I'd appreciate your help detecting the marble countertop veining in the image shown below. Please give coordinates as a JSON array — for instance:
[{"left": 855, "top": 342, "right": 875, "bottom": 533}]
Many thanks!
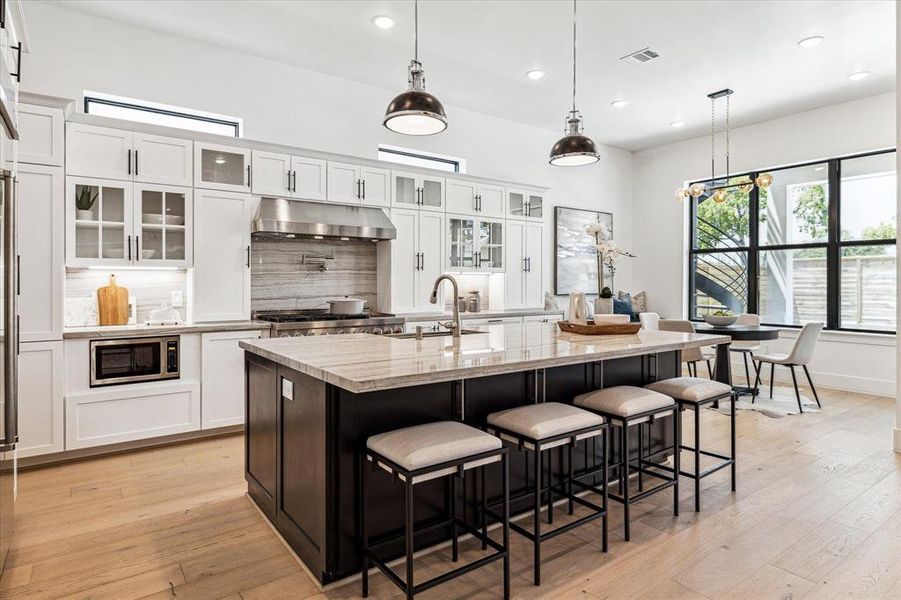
[
  {"left": 239, "top": 322, "right": 730, "bottom": 393},
  {"left": 63, "top": 321, "right": 271, "bottom": 339}
]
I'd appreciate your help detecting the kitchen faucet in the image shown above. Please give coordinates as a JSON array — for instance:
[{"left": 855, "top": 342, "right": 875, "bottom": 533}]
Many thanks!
[{"left": 429, "top": 274, "right": 461, "bottom": 338}]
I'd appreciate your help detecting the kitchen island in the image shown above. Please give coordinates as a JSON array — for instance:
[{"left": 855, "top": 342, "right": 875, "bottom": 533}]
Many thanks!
[{"left": 240, "top": 322, "right": 730, "bottom": 584}]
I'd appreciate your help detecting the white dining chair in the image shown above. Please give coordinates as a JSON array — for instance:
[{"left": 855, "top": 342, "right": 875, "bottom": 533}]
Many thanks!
[
  {"left": 729, "top": 313, "right": 761, "bottom": 387},
  {"left": 658, "top": 319, "right": 715, "bottom": 378},
  {"left": 752, "top": 322, "right": 824, "bottom": 413},
  {"left": 639, "top": 312, "right": 660, "bottom": 331}
]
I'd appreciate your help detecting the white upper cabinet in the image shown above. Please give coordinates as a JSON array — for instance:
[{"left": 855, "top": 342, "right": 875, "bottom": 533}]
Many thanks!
[
  {"left": 133, "top": 133, "right": 193, "bottom": 186},
  {"left": 291, "top": 155, "right": 327, "bottom": 200},
  {"left": 391, "top": 170, "right": 445, "bottom": 212},
  {"left": 134, "top": 184, "right": 193, "bottom": 267},
  {"left": 446, "top": 214, "right": 505, "bottom": 273},
  {"left": 508, "top": 189, "right": 545, "bottom": 221},
  {"left": 194, "top": 142, "right": 251, "bottom": 193},
  {"left": 388, "top": 208, "right": 445, "bottom": 313},
  {"left": 326, "top": 161, "right": 361, "bottom": 203},
  {"left": 251, "top": 150, "right": 293, "bottom": 197},
  {"left": 18, "top": 104, "right": 64, "bottom": 166},
  {"left": 360, "top": 166, "right": 390, "bottom": 207},
  {"left": 66, "top": 123, "right": 132, "bottom": 180},
  {"left": 193, "top": 189, "right": 252, "bottom": 322},
  {"left": 66, "top": 123, "right": 193, "bottom": 185},
  {"left": 19, "top": 164, "right": 64, "bottom": 341},
  {"left": 446, "top": 178, "right": 505, "bottom": 218}
]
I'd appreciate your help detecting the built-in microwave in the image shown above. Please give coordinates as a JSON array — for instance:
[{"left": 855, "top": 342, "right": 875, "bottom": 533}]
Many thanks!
[{"left": 89, "top": 336, "right": 180, "bottom": 388}]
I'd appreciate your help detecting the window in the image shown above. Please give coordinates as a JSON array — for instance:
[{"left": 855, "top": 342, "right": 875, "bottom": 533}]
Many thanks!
[
  {"left": 377, "top": 144, "right": 465, "bottom": 173},
  {"left": 84, "top": 91, "right": 242, "bottom": 137},
  {"left": 688, "top": 149, "right": 896, "bottom": 333}
]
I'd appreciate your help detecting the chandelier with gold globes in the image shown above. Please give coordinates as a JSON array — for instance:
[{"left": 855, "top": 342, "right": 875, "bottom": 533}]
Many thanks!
[{"left": 675, "top": 89, "right": 773, "bottom": 203}]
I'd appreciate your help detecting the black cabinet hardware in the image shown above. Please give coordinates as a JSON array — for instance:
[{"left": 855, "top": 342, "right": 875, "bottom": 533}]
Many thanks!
[
  {"left": 134, "top": 150, "right": 138, "bottom": 175},
  {"left": 287, "top": 170, "right": 292, "bottom": 191},
  {"left": 16, "top": 254, "right": 19, "bottom": 294},
  {"left": 127, "top": 149, "right": 132, "bottom": 175},
  {"left": 292, "top": 170, "right": 297, "bottom": 192},
  {"left": 127, "top": 235, "right": 132, "bottom": 261},
  {"left": 247, "top": 165, "right": 252, "bottom": 187},
  {"left": 362, "top": 179, "right": 366, "bottom": 200},
  {"left": 246, "top": 245, "right": 251, "bottom": 268},
  {"left": 135, "top": 235, "right": 140, "bottom": 261},
  {"left": 10, "top": 41, "right": 21, "bottom": 82}
]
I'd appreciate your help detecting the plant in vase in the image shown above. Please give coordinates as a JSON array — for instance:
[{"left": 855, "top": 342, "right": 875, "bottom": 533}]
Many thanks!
[
  {"left": 586, "top": 222, "right": 635, "bottom": 313},
  {"left": 75, "top": 186, "right": 99, "bottom": 221}
]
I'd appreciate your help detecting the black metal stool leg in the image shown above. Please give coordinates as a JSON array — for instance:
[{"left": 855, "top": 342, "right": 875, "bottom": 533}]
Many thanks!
[
  {"left": 502, "top": 454, "right": 510, "bottom": 600},
  {"left": 694, "top": 407, "right": 701, "bottom": 512},
  {"left": 706, "top": 359, "right": 713, "bottom": 379},
  {"left": 450, "top": 475, "right": 459, "bottom": 562},
  {"left": 481, "top": 463, "right": 488, "bottom": 550},
  {"left": 547, "top": 450, "right": 554, "bottom": 525},
  {"left": 638, "top": 421, "right": 645, "bottom": 492},
  {"left": 752, "top": 359, "right": 762, "bottom": 400},
  {"left": 360, "top": 455, "right": 369, "bottom": 598},
  {"left": 673, "top": 406, "right": 680, "bottom": 516},
  {"left": 622, "top": 423, "right": 631, "bottom": 541},
  {"left": 567, "top": 442, "right": 575, "bottom": 516},
  {"left": 533, "top": 445, "right": 542, "bottom": 586},
  {"left": 769, "top": 363, "right": 775, "bottom": 398},
  {"left": 803, "top": 365, "right": 821, "bottom": 407},
  {"left": 602, "top": 428, "right": 609, "bottom": 552},
  {"left": 742, "top": 352, "right": 751, "bottom": 386},
  {"left": 790, "top": 365, "right": 804, "bottom": 413},
  {"left": 405, "top": 480, "right": 414, "bottom": 600},
  {"left": 730, "top": 393, "right": 737, "bottom": 492}
]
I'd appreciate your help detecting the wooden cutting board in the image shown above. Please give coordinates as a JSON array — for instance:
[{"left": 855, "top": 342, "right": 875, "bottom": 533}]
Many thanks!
[{"left": 97, "top": 274, "right": 129, "bottom": 326}]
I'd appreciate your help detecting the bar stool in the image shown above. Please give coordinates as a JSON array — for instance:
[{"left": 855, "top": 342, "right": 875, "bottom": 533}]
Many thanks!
[
  {"left": 361, "top": 421, "right": 510, "bottom": 599},
  {"left": 484, "top": 402, "right": 608, "bottom": 586},
  {"left": 645, "top": 377, "right": 736, "bottom": 512},
  {"left": 573, "top": 386, "right": 679, "bottom": 542}
]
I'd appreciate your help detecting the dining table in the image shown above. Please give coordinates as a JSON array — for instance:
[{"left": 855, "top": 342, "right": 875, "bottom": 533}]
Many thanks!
[{"left": 692, "top": 323, "right": 781, "bottom": 396}]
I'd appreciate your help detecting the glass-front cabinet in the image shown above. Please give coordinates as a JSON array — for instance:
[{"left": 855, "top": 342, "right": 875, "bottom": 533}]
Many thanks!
[
  {"left": 66, "top": 177, "right": 193, "bottom": 267},
  {"left": 446, "top": 215, "right": 504, "bottom": 272},
  {"left": 507, "top": 188, "right": 544, "bottom": 220},
  {"left": 194, "top": 142, "right": 251, "bottom": 192},
  {"left": 391, "top": 170, "right": 445, "bottom": 212}
]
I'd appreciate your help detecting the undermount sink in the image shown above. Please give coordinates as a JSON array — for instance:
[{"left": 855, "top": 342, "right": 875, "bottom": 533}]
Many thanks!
[{"left": 387, "top": 329, "right": 483, "bottom": 339}]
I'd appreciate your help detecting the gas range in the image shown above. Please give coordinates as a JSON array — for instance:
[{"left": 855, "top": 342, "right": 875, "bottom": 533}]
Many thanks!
[{"left": 253, "top": 309, "right": 406, "bottom": 337}]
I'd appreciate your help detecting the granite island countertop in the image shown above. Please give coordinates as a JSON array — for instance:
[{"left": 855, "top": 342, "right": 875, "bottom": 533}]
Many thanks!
[
  {"left": 239, "top": 321, "right": 730, "bottom": 393},
  {"left": 64, "top": 320, "right": 270, "bottom": 339}
]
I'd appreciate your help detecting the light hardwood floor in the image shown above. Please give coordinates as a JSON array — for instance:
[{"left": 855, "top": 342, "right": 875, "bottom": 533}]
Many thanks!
[{"left": 2, "top": 383, "right": 900, "bottom": 600}]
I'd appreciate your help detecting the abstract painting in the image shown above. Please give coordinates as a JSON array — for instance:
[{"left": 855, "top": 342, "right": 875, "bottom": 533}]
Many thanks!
[{"left": 554, "top": 206, "right": 613, "bottom": 295}]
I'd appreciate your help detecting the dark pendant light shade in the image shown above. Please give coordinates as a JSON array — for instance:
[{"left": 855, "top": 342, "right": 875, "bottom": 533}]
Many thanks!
[
  {"left": 384, "top": 61, "right": 448, "bottom": 136},
  {"left": 383, "top": 0, "right": 447, "bottom": 136},
  {"left": 550, "top": 0, "right": 600, "bottom": 167},
  {"left": 549, "top": 110, "right": 600, "bottom": 166}
]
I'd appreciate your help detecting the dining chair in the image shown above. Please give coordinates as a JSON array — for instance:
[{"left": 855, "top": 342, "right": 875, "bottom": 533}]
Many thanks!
[
  {"left": 752, "top": 322, "right": 824, "bottom": 413},
  {"left": 639, "top": 312, "right": 660, "bottom": 330},
  {"left": 658, "top": 320, "right": 715, "bottom": 378},
  {"left": 729, "top": 314, "right": 761, "bottom": 388}
]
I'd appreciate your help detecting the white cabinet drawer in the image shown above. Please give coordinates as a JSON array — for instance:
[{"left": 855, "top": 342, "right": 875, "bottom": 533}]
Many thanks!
[{"left": 65, "top": 381, "right": 201, "bottom": 450}]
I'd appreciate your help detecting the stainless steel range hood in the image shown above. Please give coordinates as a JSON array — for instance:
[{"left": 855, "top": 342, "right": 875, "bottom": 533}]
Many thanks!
[{"left": 251, "top": 197, "right": 396, "bottom": 241}]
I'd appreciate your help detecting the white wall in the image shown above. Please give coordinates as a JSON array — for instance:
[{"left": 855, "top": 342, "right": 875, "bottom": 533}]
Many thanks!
[
  {"left": 632, "top": 92, "right": 897, "bottom": 397},
  {"left": 21, "top": 1, "right": 633, "bottom": 302}
]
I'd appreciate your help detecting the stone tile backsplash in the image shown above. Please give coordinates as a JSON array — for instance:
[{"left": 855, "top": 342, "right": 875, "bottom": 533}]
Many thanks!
[{"left": 65, "top": 268, "right": 189, "bottom": 326}]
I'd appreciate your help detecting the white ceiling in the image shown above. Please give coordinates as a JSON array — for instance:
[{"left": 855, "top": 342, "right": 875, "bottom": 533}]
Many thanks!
[{"left": 44, "top": 0, "right": 895, "bottom": 151}]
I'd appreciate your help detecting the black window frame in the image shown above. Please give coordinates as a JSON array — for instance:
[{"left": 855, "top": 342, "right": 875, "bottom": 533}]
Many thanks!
[
  {"left": 84, "top": 95, "right": 242, "bottom": 138},
  {"left": 688, "top": 148, "right": 897, "bottom": 334},
  {"left": 377, "top": 145, "right": 462, "bottom": 173}
]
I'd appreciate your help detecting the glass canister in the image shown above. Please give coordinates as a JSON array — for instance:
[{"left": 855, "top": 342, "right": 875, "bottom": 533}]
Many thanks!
[
  {"left": 457, "top": 297, "right": 467, "bottom": 312},
  {"left": 467, "top": 290, "right": 482, "bottom": 313}
]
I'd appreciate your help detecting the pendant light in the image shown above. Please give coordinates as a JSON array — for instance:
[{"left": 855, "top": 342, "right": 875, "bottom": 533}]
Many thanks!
[
  {"left": 549, "top": 0, "right": 600, "bottom": 166},
  {"left": 383, "top": 0, "right": 447, "bottom": 136},
  {"left": 675, "top": 90, "right": 772, "bottom": 201}
]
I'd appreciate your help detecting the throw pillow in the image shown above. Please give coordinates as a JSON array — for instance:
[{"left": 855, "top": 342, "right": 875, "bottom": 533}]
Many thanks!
[
  {"left": 613, "top": 297, "right": 633, "bottom": 316},
  {"left": 632, "top": 291, "right": 647, "bottom": 314}
]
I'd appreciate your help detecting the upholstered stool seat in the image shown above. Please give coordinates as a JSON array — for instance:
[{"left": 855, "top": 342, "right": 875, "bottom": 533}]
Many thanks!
[
  {"left": 484, "top": 402, "right": 608, "bottom": 586},
  {"left": 361, "top": 421, "right": 510, "bottom": 599},
  {"left": 644, "top": 377, "right": 737, "bottom": 512},
  {"left": 368, "top": 421, "right": 502, "bottom": 473},
  {"left": 487, "top": 402, "right": 604, "bottom": 448},
  {"left": 571, "top": 385, "right": 680, "bottom": 542},
  {"left": 646, "top": 377, "right": 731, "bottom": 403},
  {"left": 575, "top": 386, "right": 673, "bottom": 417}
]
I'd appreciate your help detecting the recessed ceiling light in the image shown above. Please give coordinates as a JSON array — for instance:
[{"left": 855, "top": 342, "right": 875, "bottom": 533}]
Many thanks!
[
  {"left": 526, "top": 69, "right": 545, "bottom": 80},
  {"left": 371, "top": 15, "right": 396, "bottom": 29},
  {"left": 797, "top": 36, "right": 824, "bottom": 48},
  {"left": 610, "top": 99, "right": 629, "bottom": 109},
  {"left": 848, "top": 70, "right": 870, "bottom": 81},
  {"left": 670, "top": 121, "right": 686, "bottom": 129}
]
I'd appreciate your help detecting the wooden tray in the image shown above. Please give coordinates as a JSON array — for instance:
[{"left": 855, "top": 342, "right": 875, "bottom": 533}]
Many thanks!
[{"left": 557, "top": 320, "right": 642, "bottom": 335}]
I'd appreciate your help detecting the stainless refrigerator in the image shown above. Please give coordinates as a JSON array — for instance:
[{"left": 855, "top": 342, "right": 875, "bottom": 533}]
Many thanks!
[{"left": 0, "top": 169, "right": 18, "bottom": 583}]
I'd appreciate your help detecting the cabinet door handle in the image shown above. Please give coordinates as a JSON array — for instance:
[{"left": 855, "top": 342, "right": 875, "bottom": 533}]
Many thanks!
[
  {"left": 525, "top": 202, "right": 530, "bottom": 217},
  {"left": 246, "top": 165, "right": 252, "bottom": 188},
  {"left": 362, "top": 179, "right": 366, "bottom": 200},
  {"left": 287, "top": 170, "right": 292, "bottom": 191},
  {"left": 127, "top": 235, "right": 132, "bottom": 261},
  {"left": 292, "top": 170, "right": 297, "bottom": 192},
  {"left": 10, "top": 41, "right": 21, "bottom": 82},
  {"left": 134, "top": 150, "right": 139, "bottom": 176},
  {"left": 135, "top": 235, "right": 140, "bottom": 261},
  {"left": 246, "top": 245, "right": 251, "bottom": 268},
  {"left": 127, "top": 149, "right": 132, "bottom": 175},
  {"left": 416, "top": 188, "right": 422, "bottom": 205},
  {"left": 16, "top": 254, "right": 20, "bottom": 295}
]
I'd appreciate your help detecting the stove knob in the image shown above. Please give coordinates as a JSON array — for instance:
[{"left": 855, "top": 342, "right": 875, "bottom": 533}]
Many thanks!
[
  {"left": 281, "top": 333, "right": 292, "bottom": 338},
  {"left": 372, "top": 328, "right": 383, "bottom": 335},
  {"left": 394, "top": 326, "right": 404, "bottom": 333}
]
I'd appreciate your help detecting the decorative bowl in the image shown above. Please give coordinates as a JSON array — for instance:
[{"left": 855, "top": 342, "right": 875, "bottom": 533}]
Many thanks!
[{"left": 703, "top": 315, "right": 738, "bottom": 327}]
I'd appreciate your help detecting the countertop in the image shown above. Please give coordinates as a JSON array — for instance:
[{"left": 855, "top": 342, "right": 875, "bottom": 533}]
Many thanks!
[
  {"left": 63, "top": 321, "right": 270, "bottom": 339},
  {"left": 400, "top": 308, "right": 564, "bottom": 323},
  {"left": 239, "top": 321, "right": 730, "bottom": 393}
]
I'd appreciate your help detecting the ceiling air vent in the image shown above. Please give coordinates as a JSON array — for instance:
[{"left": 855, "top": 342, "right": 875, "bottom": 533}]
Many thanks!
[{"left": 620, "top": 47, "right": 660, "bottom": 65}]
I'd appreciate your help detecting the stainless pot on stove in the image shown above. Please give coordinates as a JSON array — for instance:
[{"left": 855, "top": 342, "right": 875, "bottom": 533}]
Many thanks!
[{"left": 326, "top": 297, "right": 366, "bottom": 315}]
